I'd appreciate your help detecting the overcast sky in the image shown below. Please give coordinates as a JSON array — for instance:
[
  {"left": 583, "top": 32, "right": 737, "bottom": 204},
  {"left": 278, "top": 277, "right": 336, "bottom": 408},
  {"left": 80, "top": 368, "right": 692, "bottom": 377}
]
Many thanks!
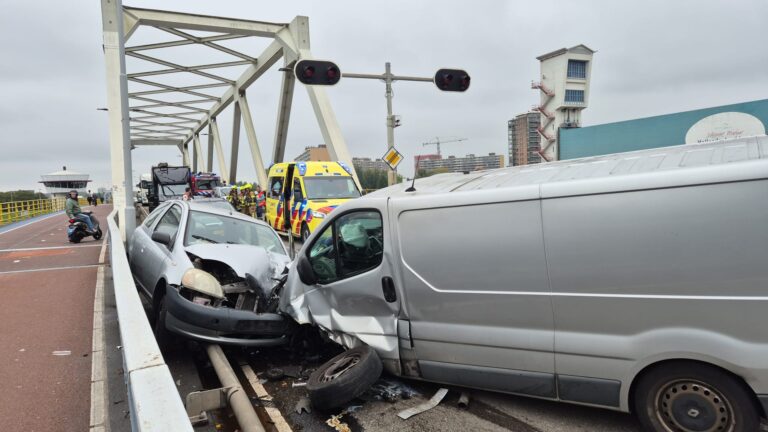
[{"left": 1, "top": 0, "right": 767, "bottom": 192}]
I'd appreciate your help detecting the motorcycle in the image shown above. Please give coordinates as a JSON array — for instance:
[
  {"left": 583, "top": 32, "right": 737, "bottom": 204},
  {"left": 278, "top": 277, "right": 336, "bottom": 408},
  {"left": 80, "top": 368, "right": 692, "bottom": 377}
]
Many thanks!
[{"left": 67, "top": 212, "right": 102, "bottom": 243}]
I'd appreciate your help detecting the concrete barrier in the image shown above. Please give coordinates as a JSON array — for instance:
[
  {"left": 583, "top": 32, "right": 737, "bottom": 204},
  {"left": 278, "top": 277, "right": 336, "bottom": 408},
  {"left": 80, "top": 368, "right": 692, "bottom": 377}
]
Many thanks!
[{"left": 107, "top": 208, "right": 193, "bottom": 432}]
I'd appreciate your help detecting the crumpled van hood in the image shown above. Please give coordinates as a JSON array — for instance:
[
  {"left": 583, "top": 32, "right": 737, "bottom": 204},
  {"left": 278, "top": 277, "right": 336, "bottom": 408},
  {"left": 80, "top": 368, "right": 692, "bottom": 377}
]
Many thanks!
[{"left": 185, "top": 244, "right": 290, "bottom": 283}]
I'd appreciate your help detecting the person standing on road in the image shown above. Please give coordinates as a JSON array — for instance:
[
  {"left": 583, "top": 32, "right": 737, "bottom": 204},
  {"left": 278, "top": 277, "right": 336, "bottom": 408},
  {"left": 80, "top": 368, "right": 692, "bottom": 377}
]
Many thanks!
[
  {"left": 86, "top": 190, "right": 93, "bottom": 206},
  {"left": 66, "top": 190, "right": 95, "bottom": 233},
  {"left": 227, "top": 188, "right": 240, "bottom": 209},
  {"left": 182, "top": 187, "right": 192, "bottom": 201},
  {"left": 255, "top": 185, "right": 266, "bottom": 220}
]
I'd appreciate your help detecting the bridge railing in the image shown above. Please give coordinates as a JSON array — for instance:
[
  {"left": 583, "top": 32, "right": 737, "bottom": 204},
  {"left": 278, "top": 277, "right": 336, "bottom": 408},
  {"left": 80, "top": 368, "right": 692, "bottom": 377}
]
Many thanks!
[
  {"left": 0, "top": 197, "right": 69, "bottom": 225},
  {"left": 106, "top": 208, "right": 193, "bottom": 432}
]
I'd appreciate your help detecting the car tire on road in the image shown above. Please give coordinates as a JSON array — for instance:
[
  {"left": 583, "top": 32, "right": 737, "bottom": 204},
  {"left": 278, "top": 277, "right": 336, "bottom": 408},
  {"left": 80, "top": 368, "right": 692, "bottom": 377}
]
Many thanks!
[
  {"left": 154, "top": 296, "right": 176, "bottom": 352},
  {"left": 633, "top": 362, "right": 760, "bottom": 432},
  {"left": 307, "top": 345, "right": 382, "bottom": 410}
]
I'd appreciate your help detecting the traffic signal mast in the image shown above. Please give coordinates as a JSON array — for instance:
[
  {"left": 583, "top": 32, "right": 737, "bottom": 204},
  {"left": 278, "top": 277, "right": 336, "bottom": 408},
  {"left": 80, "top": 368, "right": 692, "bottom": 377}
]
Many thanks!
[{"left": 294, "top": 60, "right": 471, "bottom": 185}]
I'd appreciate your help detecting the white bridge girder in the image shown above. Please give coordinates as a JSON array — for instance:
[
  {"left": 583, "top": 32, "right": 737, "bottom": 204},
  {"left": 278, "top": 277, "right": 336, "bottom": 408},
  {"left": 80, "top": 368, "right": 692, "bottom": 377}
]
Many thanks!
[{"left": 101, "top": 2, "right": 360, "bottom": 238}]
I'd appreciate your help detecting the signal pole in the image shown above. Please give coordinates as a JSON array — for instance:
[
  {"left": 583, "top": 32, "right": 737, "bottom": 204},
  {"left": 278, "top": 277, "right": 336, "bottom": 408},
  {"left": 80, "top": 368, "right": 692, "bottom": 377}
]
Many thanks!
[{"left": 295, "top": 61, "right": 470, "bottom": 186}]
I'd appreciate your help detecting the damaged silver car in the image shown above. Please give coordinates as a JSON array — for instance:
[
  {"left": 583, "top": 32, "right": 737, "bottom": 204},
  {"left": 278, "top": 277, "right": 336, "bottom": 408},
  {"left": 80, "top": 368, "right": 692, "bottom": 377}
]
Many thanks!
[{"left": 128, "top": 199, "right": 293, "bottom": 347}]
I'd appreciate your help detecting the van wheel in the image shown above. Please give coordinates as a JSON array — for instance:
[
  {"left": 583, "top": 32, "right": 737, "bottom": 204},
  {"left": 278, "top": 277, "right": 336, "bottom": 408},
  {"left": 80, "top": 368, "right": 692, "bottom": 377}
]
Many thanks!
[
  {"left": 301, "top": 223, "right": 311, "bottom": 243},
  {"left": 306, "top": 345, "right": 382, "bottom": 410},
  {"left": 633, "top": 362, "right": 760, "bottom": 432}
]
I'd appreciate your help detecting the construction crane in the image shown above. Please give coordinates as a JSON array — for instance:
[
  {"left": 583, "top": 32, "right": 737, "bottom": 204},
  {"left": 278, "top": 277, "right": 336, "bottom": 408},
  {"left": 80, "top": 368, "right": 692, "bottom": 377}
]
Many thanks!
[{"left": 422, "top": 137, "right": 467, "bottom": 156}]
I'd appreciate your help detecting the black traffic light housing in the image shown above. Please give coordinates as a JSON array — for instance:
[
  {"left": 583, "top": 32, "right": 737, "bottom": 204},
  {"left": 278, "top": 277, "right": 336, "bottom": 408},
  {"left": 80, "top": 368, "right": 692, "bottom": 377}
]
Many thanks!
[
  {"left": 294, "top": 60, "right": 341, "bottom": 85},
  {"left": 434, "top": 68, "right": 471, "bottom": 92}
]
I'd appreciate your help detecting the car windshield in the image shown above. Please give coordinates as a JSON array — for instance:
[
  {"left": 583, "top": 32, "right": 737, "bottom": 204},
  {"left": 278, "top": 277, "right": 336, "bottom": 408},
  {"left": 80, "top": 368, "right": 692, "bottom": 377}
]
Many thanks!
[
  {"left": 303, "top": 177, "right": 360, "bottom": 200},
  {"left": 185, "top": 211, "right": 285, "bottom": 255}
]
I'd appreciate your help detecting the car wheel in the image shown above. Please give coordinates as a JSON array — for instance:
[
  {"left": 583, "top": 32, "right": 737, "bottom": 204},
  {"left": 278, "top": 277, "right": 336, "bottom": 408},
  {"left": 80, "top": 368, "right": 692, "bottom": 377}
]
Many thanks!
[
  {"left": 301, "top": 223, "right": 311, "bottom": 243},
  {"left": 633, "top": 362, "right": 760, "bottom": 432},
  {"left": 306, "top": 345, "right": 382, "bottom": 410},
  {"left": 154, "top": 296, "right": 176, "bottom": 352}
]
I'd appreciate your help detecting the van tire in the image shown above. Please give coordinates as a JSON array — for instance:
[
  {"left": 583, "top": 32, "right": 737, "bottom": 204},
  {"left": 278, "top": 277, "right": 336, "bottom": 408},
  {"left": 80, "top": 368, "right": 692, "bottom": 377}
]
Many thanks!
[
  {"left": 300, "top": 223, "right": 311, "bottom": 243},
  {"left": 633, "top": 362, "right": 760, "bottom": 432},
  {"left": 306, "top": 345, "right": 382, "bottom": 410}
]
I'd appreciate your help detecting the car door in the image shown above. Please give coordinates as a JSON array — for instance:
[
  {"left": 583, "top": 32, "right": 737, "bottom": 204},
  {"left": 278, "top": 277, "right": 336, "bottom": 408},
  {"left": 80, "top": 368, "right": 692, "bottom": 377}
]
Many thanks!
[
  {"left": 130, "top": 204, "right": 169, "bottom": 291},
  {"left": 144, "top": 204, "right": 183, "bottom": 295},
  {"left": 303, "top": 208, "right": 401, "bottom": 361}
]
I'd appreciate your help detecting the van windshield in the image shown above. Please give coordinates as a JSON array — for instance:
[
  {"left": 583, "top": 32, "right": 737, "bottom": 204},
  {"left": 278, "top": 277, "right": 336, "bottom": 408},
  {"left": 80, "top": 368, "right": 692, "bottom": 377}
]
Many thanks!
[{"left": 303, "top": 177, "right": 360, "bottom": 200}]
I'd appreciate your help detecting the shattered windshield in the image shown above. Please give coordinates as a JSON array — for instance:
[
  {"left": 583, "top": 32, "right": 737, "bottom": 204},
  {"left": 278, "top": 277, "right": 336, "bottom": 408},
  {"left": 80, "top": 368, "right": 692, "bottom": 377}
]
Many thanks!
[{"left": 185, "top": 211, "right": 286, "bottom": 255}]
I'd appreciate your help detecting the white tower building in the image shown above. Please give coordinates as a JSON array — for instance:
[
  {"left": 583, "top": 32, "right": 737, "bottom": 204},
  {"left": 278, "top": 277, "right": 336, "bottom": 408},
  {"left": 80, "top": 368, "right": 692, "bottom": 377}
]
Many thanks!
[{"left": 532, "top": 45, "right": 595, "bottom": 162}]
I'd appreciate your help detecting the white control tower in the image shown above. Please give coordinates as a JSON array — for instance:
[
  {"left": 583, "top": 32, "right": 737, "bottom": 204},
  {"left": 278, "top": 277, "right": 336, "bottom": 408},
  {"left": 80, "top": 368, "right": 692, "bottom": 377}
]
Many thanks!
[{"left": 532, "top": 45, "right": 595, "bottom": 162}]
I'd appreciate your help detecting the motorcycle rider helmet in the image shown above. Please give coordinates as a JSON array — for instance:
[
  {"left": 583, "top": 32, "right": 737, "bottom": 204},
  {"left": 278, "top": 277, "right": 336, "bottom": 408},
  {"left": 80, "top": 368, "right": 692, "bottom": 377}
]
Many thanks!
[{"left": 69, "top": 189, "right": 78, "bottom": 198}]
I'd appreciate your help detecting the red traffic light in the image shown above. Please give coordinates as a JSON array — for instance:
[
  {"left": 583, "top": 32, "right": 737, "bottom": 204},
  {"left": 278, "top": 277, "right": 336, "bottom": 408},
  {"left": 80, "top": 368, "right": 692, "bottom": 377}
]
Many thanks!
[
  {"left": 434, "top": 68, "right": 470, "bottom": 92},
  {"left": 294, "top": 60, "right": 341, "bottom": 85}
]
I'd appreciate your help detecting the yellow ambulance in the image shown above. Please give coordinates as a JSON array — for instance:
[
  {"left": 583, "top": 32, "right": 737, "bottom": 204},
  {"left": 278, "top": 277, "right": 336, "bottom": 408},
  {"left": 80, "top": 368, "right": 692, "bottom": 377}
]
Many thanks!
[{"left": 265, "top": 161, "right": 361, "bottom": 241}]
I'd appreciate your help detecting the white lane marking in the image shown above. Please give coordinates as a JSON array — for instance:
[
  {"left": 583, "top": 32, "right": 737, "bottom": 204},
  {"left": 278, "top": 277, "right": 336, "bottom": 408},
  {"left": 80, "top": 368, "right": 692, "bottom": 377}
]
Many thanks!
[
  {"left": 52, "top": 350, "right": 72, "bottom": 356},
  {"left": 0, "top": 244, "right": 102, "bottom": 253},
  {"left": 89, "top": 249, "right": 108, "bottom": 430},
  {"left": 13, "top": 260, "right": 20, "bottom": 263},
  {"left": 238, "top": 359, "right": 293, "bottom": 432},
  {"left": 0, "top": 211, "right": 65, "bottom": 236},
  {"left": 0, "top": 264, "right": 100, "bottom": 275}
]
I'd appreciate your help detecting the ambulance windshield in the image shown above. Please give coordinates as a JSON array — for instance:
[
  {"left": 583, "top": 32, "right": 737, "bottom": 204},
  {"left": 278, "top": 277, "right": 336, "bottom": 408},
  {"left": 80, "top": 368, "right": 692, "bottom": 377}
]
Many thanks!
[{"left": 303, "top": 177, "right": 360, "bottom": 200}]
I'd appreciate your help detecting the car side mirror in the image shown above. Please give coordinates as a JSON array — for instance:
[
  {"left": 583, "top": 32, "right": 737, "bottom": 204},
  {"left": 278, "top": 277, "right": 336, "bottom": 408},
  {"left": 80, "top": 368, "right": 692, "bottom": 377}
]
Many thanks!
[
  {"left": 296, "top": 253, "right": 318, "bottom": 285},
  {"left": 151, "top": 231, "right": 172, "bottom": 247}
]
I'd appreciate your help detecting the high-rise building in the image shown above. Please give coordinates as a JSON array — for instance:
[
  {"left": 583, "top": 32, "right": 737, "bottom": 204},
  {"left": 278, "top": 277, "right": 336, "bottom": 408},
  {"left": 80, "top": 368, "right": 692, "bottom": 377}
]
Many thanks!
[
  {"left": 531, "top": 44, "right": 595, "bottom": 162},
  {"left": 352, "top": 157, "right": 389, "bottom": 172},
  {"left": 294, "top": 144, "right": 330, "bottom": 161},
  {"left": 417, "top": 153, "right": 504, "bottom": 173},
  {"left": 508, "top": 112, "right": 541, "bottom": 166}
]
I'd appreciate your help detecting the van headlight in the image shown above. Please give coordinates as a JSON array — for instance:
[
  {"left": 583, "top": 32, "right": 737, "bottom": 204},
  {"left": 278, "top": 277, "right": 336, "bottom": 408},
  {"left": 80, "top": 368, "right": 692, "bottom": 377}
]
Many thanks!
[
  {"left": 181, "top": 268, "right": 225, "bottom": 299},
  {"left": 313, "top": 212, "right": 325, "bottom": 219}
]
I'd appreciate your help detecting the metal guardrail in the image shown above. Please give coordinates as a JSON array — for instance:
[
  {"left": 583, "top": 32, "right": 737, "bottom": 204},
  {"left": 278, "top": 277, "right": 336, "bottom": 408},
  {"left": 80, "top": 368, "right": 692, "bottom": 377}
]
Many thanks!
[
  {"left": 0, "top": 197, "right": 70, "bottom": 225},
  {"left": 107, "top": 208, "right": 193, "bottom": 432}
]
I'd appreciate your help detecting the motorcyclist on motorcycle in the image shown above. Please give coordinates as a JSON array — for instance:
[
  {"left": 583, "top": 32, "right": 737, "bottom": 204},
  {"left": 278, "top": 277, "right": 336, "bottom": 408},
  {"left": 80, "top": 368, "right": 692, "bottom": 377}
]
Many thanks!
[{"left": 65, "top": 190, "right": 95, "bottom": 233}]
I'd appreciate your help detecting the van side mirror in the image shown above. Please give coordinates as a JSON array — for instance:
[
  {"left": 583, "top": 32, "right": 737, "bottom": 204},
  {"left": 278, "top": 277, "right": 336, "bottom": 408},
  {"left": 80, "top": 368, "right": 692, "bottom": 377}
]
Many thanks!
[
  {"left": 296, "top": 253, "right": 318, "bottom": 285},
  {"left": 151, "top": 231, "right": 172, "bottom": 247}
]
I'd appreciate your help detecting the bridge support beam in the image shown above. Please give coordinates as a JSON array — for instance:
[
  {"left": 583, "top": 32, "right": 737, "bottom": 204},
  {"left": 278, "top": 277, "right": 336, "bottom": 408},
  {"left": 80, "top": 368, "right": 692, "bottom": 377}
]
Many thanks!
[
  {"left": 238, "top": 93, "right": 268, "bottom": 189},
  {"left": 207, "top": 125, "right": 214, "bottom": 173},
  {"left": 100, "top": 0, "right": 135, "bottom": 241},
  {"left": 210, "top": 118, "right": 230, "bottom": 183},
  {"left": 229, "top": 101, "right": 241, "bottom": 185},
  {"left": 193, "top": 134, "right": 204, "bottom": 173}
]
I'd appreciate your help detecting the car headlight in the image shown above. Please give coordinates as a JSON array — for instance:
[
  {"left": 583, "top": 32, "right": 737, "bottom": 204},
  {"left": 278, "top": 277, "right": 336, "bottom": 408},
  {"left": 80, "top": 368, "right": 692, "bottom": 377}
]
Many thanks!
[{"left": 181, "top": 268, "right": 225, "bottom": 299}]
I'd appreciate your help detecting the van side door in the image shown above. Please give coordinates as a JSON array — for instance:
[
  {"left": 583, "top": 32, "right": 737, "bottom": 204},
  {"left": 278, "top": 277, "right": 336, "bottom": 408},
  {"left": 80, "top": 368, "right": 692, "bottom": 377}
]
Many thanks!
[
  {"left": 266, "top": 176, "right": 283, "bottom": 229},
  {"left": 391, "top": 191, "right": 556, "bottom": 399}
]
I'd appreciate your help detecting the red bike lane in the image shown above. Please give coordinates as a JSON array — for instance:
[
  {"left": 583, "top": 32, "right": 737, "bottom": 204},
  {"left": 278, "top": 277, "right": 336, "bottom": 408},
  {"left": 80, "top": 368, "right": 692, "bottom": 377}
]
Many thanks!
[{"left": 0, "top": 205, "right": 112, "bottom": 432}]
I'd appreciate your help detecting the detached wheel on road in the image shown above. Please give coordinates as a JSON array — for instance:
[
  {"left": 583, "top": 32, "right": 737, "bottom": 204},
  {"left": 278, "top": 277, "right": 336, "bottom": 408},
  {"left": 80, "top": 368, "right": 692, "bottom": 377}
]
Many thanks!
[
  {"left": 307, "top": 345, "right": 383, "bottom": 410},
  {"left": 633, "top": 362, "right": 760, "bottom": 432}
]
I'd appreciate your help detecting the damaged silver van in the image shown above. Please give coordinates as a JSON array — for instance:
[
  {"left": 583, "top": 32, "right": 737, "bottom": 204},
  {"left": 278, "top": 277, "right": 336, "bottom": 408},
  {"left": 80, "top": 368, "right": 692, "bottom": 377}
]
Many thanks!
[{"left": 282, "top": 135, "right": 768, "bottom": 431}]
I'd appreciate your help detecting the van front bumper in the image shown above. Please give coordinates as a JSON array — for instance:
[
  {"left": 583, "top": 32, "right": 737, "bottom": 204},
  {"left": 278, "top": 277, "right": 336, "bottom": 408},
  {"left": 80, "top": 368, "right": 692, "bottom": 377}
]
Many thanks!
[{"left": 164, "top": 286, "right": 291, "bottom": 347}]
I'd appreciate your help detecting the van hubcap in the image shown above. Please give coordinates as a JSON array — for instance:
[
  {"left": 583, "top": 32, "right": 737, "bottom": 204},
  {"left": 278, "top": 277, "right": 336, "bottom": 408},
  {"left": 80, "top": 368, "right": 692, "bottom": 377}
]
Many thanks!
[{"left": 655, "top": 380, "right": 733, "bottom": 432}]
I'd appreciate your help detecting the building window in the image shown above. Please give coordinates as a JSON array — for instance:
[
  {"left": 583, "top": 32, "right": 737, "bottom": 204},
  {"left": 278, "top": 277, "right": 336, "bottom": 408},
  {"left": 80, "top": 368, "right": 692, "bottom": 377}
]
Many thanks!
[
  {"left": 567, "top": 60, "right": 587, "bottom": 79},
  {"left": 564, "top": 89, "right": 585, "bottom": 104}
]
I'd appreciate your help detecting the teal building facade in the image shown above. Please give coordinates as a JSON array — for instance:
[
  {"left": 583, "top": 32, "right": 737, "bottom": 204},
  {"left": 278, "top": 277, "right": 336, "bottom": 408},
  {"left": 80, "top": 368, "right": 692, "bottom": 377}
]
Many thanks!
[{"left": 559, "top": 99, "right": 768, "bottom": 159}]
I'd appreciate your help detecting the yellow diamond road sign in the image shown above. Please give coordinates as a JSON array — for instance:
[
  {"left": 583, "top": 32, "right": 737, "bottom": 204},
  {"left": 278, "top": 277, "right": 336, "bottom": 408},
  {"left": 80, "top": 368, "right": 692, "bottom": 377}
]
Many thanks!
[{"left": 382, "top": 147, "right": 403, "bottom": 170}]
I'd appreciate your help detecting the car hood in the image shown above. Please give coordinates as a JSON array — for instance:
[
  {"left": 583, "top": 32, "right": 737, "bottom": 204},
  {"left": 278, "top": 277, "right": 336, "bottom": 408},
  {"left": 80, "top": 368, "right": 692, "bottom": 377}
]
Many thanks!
[{"left": 185, "top": 244, "right": 290, "bottom": 286}]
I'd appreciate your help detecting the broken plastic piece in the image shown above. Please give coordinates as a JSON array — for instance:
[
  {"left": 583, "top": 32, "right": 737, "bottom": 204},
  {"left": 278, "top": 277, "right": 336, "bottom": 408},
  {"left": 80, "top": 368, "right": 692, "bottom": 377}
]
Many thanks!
[{"left": 397, "top": 388, "right": 449, "bottom": 420}]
